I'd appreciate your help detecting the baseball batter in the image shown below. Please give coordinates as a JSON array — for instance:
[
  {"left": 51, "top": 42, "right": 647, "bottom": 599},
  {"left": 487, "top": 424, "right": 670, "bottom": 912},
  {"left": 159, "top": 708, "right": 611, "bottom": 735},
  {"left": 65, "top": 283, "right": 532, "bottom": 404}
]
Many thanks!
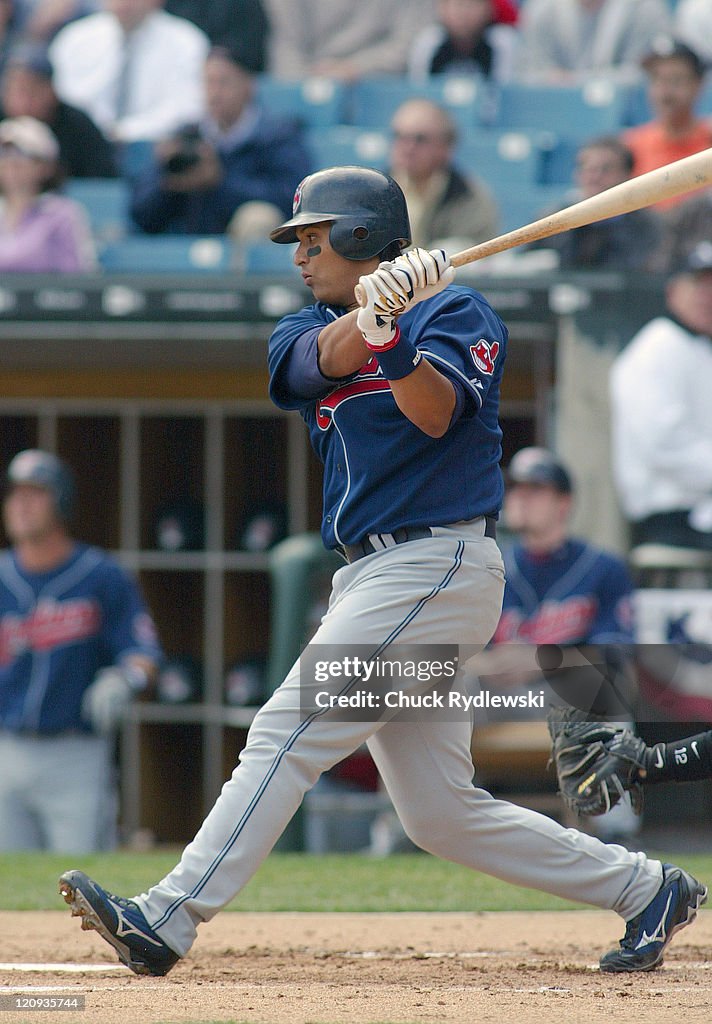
[{"left": 60, "top": 167, "right": 705, "bottom": 975}]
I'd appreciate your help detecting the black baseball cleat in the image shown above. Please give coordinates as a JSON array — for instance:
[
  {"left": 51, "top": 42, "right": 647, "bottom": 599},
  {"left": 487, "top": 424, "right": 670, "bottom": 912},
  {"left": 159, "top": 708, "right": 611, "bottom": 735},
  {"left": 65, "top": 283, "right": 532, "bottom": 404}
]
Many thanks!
[
  {"left": 600, "top": 863, "right": 707, "bottom": 972},
  {"left": 58, "top": 870, "right": 180, "bottom": 977}
]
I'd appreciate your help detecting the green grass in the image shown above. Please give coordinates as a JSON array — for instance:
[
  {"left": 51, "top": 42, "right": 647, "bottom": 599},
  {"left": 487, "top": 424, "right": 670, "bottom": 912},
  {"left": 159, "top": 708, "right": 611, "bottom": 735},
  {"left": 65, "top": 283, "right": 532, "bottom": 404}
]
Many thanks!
[{"left": 3, "top": 850, "right": 712, "bottom": 913}]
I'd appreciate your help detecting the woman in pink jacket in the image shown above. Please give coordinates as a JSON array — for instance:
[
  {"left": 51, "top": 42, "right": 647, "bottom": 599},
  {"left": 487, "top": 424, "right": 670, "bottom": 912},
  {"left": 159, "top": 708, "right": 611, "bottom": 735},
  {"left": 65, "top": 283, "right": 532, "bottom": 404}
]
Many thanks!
[{"left": 0, "top": 115, "right": 96, "bottom": 271}]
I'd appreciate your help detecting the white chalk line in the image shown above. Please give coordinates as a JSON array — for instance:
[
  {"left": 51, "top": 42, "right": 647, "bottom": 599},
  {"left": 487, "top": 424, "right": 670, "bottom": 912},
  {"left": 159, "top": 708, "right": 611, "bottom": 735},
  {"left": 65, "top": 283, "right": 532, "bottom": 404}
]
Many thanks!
[
  {"left": 0, "top": 963, "right": 126, "bottom": 973},
  {"left": 4, "top": 978, "right": 712, "bottom": 1000},
  {"left": 3, "top": 955, "right": 712, "bottom": 972}
]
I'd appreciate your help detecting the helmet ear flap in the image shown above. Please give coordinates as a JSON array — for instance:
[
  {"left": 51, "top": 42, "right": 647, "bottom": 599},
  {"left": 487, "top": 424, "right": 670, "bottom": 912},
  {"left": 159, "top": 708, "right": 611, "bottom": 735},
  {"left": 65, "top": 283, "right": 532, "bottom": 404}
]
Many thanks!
[{"left": 329, "top": 219, "right": 375, "bottom": 259}]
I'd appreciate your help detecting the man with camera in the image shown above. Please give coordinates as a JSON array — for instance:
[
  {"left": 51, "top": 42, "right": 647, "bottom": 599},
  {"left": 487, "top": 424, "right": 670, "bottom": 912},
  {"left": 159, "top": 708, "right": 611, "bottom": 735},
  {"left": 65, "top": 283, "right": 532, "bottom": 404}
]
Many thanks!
[{"left": 129, "top": 46, "right": 312, "bottom": 240}]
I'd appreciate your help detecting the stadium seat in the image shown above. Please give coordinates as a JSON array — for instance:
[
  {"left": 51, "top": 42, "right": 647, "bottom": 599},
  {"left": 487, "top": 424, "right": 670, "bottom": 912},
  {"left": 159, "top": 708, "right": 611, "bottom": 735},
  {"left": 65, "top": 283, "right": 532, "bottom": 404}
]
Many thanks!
[
  {"left": 64, "top": 178, "right": 131, "bottom": 244},
  {"left": 116, "top": 139, "right": 155, "bottom": 180},
  {"left": 348, "top": 75, "right": 491, "bottom": 132},
  {"left": 255, "top": 75, "right": 349, "bottom": 127},
  {"left": 99, "top": 235, "right": 233, "bottom": 272},
  {"left": 455, "top": 129, "right": 554, "bottom": 190},
  {"left": 235, "top": 241, "right": 299, "bottom": 275},
  {"left": 497, "top": 185, "right": 571, "bottom": 234},
  {"left": 492, "top": 80, "right": 630, "bottom": 137},
  {"left": 695, "top": 79, "right": 712, "bottom": 117},
  {"left": 306, "top": 126, "right": 389, "bottom": 171}
]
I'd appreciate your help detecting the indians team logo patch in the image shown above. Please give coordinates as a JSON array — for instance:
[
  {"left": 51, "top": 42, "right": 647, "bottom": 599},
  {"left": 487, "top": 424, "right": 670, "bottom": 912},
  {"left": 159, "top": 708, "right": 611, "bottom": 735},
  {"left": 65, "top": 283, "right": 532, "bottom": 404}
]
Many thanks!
[
  {"left": 292, "top": 179, "right": 304, "bottom": 214},
  {"left": 470, "top": 339, "right": 499, "bottom": 375},
  {"left": 315, "top": 356, "right": 390, "bottom": 430}
]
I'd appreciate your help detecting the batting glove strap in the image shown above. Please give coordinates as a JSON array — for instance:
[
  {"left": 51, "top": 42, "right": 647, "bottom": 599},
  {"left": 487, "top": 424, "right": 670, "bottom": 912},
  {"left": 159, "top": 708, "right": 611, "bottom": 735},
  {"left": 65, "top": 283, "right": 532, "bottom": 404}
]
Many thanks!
[
  {"left": 374, "top": 336, "right": 422, "bottom": 380},
  {"left": 356, "top": 273, "right": 398, "bottom": 347},
  {"left": 363, "top": 324, "right": 401, "bottom": 352}
]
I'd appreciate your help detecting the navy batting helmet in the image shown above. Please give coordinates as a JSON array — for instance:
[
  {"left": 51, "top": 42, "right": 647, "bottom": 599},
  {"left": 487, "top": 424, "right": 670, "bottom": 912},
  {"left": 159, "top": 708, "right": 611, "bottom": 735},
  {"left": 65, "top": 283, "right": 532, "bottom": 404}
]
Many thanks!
[
  {"left": 507, "top": 447, "right": 573, "bottom": 494},
  {"left": 5, "top": 449, "right": 76, "bottom": 522},
  {"left": 270, "top": 166, "right": 411, "bottom": 260}
]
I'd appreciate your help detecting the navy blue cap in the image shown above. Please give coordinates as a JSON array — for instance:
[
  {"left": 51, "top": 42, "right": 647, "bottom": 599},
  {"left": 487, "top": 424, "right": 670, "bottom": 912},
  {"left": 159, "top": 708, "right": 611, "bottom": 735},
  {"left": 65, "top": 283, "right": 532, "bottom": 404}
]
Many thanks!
[{"left": 507, "top": 447, "right": 573, "bottom": 494}]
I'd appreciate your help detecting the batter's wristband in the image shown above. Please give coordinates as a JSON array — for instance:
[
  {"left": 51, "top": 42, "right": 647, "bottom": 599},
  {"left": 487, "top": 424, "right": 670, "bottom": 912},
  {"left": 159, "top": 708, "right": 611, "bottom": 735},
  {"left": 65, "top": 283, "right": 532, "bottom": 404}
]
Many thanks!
[{"left": 373, "top": 335, "right": 422, "bottom": 380}]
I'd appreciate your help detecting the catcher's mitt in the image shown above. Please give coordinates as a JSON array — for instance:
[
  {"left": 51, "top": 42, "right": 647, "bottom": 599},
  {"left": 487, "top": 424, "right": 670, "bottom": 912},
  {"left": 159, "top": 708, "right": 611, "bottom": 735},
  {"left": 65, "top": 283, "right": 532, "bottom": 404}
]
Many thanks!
[{"left": 546, "top": 705, "right": 646, "bottom": 816}]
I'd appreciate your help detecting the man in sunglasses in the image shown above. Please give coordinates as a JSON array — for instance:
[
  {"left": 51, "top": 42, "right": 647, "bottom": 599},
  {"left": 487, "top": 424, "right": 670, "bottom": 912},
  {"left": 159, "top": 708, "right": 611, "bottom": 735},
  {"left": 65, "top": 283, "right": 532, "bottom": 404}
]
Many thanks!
[{"left": 388, "top": 97, "right": 499, "bottom": 250}]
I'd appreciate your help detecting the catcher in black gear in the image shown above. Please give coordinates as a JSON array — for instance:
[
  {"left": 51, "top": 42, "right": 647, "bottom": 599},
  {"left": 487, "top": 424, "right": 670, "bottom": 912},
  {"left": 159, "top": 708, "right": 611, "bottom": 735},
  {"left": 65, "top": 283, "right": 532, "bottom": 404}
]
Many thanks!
[
  {"left": 548, "top": 712, "right": 712, "bottom": 817},
  {"left": 547, "top": 705, "right": 645, "bottom": 816}
]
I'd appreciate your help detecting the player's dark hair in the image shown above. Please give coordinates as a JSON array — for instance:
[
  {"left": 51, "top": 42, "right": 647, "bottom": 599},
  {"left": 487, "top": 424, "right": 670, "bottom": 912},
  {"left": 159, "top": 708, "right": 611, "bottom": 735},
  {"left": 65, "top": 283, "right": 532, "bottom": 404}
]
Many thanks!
[{"left": 378, "top": 240, "right": 407, "bottom": 262}]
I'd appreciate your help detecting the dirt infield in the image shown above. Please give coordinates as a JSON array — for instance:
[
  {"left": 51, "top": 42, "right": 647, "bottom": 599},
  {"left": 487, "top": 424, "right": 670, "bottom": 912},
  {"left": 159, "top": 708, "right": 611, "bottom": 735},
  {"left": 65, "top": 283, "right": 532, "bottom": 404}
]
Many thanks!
[{"left": 2, "top": 910, "right": 712, "bottom": 1024}]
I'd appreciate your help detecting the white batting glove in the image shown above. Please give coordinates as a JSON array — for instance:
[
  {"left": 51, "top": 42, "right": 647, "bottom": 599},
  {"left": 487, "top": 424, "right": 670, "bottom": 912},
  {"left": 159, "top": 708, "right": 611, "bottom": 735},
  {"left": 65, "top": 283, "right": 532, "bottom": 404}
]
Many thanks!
[
  {"left": 370, "top": 248, "right": 455, "bottom": 317},
  {"left": 81, "top": 667, "right": 134, "bottom": 734},
  {"left": 356, "top": 273, "right": 399, "bottom": 348}
]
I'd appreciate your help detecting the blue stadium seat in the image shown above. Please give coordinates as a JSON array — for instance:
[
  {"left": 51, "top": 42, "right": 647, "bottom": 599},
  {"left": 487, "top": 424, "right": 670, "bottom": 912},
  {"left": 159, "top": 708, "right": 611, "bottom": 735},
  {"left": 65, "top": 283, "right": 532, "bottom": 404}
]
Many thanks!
[
  {"left": 455, "top": 129, "right": 555, "bottom": 190},
  {"left": 497, "top": 185, "right": 572, "bottom": 234},
  {"left": 539, "top": 136, "right": 581, "bottom": 186},
  {"left": 306, "top": 126, "right": 389, "bottom": 171},
  {"left": 492, "top": 80, "right": 630, "bottom": 137},
  {"left": 236, "top": 241, "right": 299, "bottom": 275},
  {"left": 99, "top": 236, "right": 233, "bottom": 272},
  {"left": 115, "top": 139, "right": 155, "bottom": 180},
  {"left": 63, "top": 178, "right": 131, "bottom": 244},
  {"left": 694, "top": 79, "right": 712, "bottom": 117},
  {"left": 255, "top": 75, "right": 348, "bottom": 127},
  {"left": 348, "top": 75, "right": 490, "bottom": 132}
]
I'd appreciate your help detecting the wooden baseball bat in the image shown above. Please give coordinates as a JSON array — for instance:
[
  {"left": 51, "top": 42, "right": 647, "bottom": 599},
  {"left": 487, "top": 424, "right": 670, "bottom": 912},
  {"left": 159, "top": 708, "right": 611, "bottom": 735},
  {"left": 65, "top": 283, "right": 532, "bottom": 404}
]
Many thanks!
[{"left": 355, "top": 147, "right": 712, "bottom": 306}]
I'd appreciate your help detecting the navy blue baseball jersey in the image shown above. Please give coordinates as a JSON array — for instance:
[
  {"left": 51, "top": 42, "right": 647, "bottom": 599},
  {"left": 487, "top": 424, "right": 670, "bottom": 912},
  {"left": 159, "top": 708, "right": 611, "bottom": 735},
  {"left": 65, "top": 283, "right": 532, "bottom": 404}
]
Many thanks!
[
  {"left": 0, "top": 543, "right": 162, "bottom": 734},
  {"left": 269, "top": 284, "right": 508, "bottom": 549},
  {"left": 493, "top": 538, "right": 635, "bottom": 646}
]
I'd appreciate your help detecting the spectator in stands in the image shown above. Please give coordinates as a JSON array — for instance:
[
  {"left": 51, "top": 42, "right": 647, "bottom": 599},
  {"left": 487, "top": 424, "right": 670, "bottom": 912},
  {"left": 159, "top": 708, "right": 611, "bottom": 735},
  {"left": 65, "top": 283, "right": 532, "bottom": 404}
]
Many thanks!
[
  {"left": 470, "top": 446, "right": 640, "bottom": 842},
  {"left": 408, "top": 0, "right": 519, "bottom": 83},
  {"left": 14, "top": 1, "right": 98, "bottom": 43},
  {"left": 48, "top": 0, "right": 209, "bottom": 143},
  {"left": 0, "top": 0, "right": 20, "bottom": 79},
  {"left": 0, "top": 42, "right": 116, "bottom": 177},
  {"left": 650, "top": 186, "right": 712, "bottom": 275},
  {"left": 129, "top": 46, "right": 311, "bottom": 239},
  {"left": 525, "top": 136, "right": 661, "bottom": 270},
  {"left": 388, "top": 97, "right": 499, "bottom": 249},
  {"left": 622, "top": 37, "right": 712, "bottom": 211},
  {"left": 264, "top": 0, "right": 437, "bottom": 81},
  {"left": 164, "top": 0, "right": 269, "bottom": 72},
  {"left": 517, "top": 0, "right": 672, "bottom": 85},
  {"left": 0, "top": 115, "right": 95, "bottom": 270},
  {"left": 675, "top": 0, "right": 712, "bottom": 67},
  {"left": 610, "top": 242, "right": 712, "bottom": 550}
]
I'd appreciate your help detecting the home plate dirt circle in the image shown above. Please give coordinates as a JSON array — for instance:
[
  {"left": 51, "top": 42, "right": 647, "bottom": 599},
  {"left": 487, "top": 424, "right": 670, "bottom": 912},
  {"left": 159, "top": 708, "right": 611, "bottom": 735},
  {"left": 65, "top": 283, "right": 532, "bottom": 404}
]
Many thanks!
[{"left": 2, "top": 910, "right": 712, "bottom": 1023}]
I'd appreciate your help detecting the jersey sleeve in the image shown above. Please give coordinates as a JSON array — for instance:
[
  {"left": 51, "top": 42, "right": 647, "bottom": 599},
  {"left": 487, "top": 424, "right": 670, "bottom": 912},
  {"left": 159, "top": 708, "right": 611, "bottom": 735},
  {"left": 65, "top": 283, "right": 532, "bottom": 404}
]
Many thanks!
[
  {"left": 268, "top": 305, "right": 351, "bottom": 411},
  {"left": 399, "top": 285, "right": 508, "bottom": 418},
  {"left": 99, "top": 560, "right": 163, "bottom": 666}
]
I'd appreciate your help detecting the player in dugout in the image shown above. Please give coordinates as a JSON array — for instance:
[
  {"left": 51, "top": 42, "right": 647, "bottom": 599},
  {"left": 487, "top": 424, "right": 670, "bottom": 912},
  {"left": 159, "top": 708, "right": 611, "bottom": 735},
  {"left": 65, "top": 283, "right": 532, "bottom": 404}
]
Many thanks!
[{"left": 59, "top": 166, "right": 706, "bottom": 978}]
